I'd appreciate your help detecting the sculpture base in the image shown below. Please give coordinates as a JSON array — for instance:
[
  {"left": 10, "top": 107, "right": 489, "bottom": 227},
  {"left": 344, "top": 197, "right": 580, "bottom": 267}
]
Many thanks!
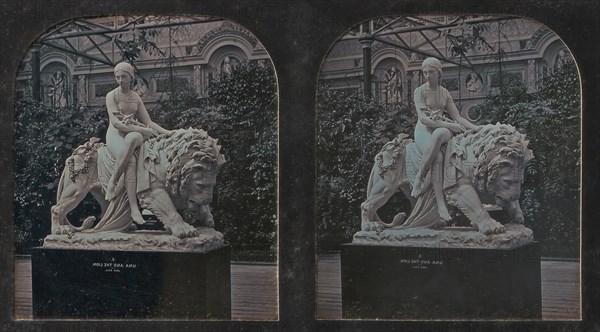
[
  {"left": 43, "top": 227, "right": 224, "bottom": 252},
  {"left": 32, "top": 245, "right": 231, "bottom": 319},
  {"left": 353, "top": 223, "right": 534, "bottom": 249},
  {"left": 341, "top": 241, "right": 541, "bottom": 319}
]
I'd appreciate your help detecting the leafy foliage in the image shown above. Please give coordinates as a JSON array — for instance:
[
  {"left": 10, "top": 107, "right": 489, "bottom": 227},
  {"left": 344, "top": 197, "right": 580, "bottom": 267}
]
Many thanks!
[
  {"left": 14, "top": 102, "right": 106, "bottom": 252},
  {"left": 114, "top": 29, "right": 165, "bottom": 63},
  {"left": 316, "top": 88, "right": 416, "bottom": 250},
  {"left": 473, "top": 61, "right": 580, "bottom": 257},
  {"left": 445, "top": 22, "right": 494, "bottom": 58},
  {"left": 149, "top": 61, "right": 277, "bottom": 253}
]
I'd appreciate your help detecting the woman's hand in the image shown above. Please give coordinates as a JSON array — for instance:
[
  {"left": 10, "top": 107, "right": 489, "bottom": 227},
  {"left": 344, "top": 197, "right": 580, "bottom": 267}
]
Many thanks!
[
  {"left": 446, "top": 122, "right": 466, "bottom": 134},
  {"left": 140, "top": 127, "right": 159, "bottom": 139}
]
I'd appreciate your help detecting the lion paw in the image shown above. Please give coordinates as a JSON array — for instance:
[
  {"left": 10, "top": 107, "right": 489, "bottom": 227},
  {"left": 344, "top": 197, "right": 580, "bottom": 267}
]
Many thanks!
[
  {"left": 167, "top": 222, "right": 200, "bottom": 239},
  {"left": 475, "top": 219, "right": 506, "bottom": 235}
]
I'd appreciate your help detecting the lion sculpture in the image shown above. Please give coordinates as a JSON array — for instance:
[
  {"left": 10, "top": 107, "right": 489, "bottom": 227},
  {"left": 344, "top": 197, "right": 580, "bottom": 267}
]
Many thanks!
[
  {"left": 50, "top": 128, "right": 225, "bottom": 239},
  {"left": 361, "top": 124, "right": 533, "bottom": 235}
]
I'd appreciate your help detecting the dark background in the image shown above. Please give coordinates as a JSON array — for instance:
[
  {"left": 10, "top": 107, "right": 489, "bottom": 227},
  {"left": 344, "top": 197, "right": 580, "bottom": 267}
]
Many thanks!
[{"left": 1, "top": 0, "right": 599, "bottom": 331}]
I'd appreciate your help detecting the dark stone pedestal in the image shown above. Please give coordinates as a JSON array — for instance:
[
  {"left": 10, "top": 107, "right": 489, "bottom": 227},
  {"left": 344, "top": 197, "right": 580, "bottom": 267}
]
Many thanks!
[
  {"left": 341, "top": 242, "right": 541, "bottom": 319},
  {"left": 32, "top": 246, "right": 231, "bottom": 319}
]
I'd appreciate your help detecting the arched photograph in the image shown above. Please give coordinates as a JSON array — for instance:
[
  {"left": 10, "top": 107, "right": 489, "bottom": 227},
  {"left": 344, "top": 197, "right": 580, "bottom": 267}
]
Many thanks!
[
  {"left": 14, "top": 16, "right": 277, "bottom": 320},
  {"left": 316, "top": 15, "right": 581, "bottom": 320}
]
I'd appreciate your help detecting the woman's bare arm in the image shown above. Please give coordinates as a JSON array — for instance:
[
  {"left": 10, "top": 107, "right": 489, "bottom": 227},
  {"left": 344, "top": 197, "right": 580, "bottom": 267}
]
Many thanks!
[
  {"left": 445, "top": 97, "right": 476, "bottom": 130},
  {"left": 105, "top": 90, "right": 157, "bottom": 136},
  {"left": 414, "top": 88, "right": 461, "bottom": 130},
  {"left": 135, "top": 94, "right": 170, "bottom": 135}
]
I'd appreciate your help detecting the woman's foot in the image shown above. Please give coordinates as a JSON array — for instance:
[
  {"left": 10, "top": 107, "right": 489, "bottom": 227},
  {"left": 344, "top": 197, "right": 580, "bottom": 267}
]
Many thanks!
[
  {"left": 411, "top": 176, "right": 423, "bottom": 197},
  {"left": 131, "top": 208, "right": 145, "bottom": 224},
  {"left": 105, "top": 179, "right": 116, "bottom": 201},
  {"left": 438, "top": 204, "right": 452, "bottom": 222}
]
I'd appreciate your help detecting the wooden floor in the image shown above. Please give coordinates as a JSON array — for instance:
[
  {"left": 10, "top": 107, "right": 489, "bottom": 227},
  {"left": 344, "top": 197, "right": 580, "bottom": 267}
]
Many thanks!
[
  {"left": 14, "top": 257, "right": 32, "bottom": 319},
  {"left": 539, "top": 259, "right": 581, "bottom": 320},
  {"left": 14, "top": 257, "right": 278, "bottom": 320},
  {"left": 230, "top": 262, "right": 278, "bottom": 320},
  {"left": 316, "top": 253, "right": 581, "bottom": 320}
]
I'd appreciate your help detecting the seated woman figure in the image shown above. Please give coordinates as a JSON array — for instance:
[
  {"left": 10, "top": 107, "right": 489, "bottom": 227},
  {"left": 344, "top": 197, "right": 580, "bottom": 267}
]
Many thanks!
[
  {"left": 105, "top": 61, "right": 170, "bottom": 224},
  {"left": 411, "top": 57, "right": 476, "bottom": 221}
]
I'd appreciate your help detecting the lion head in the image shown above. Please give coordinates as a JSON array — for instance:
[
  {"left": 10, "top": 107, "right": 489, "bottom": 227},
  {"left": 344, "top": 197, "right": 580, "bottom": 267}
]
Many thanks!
[
  {"left": 151, "top": 128, "right": 225, "bottom": 209},
  {"left": 458, "top": 124, "right": 533, "bottom": 205}
]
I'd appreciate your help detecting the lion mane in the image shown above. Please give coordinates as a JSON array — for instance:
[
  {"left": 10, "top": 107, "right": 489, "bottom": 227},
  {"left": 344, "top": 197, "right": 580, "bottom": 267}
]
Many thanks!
[
  {"left": 455, "top": 123, "right": 533, "bottom": 194},
  {"left": 149, "top": 128, "right": 226, "bottom": 199}
]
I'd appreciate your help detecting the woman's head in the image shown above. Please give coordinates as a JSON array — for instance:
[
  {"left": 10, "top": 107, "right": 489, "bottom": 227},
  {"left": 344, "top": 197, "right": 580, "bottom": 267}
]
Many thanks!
[
  {"left": 114, "top": 62, "right": 135, "bottom": 88},
  {"left": 421, "top": 57, "right": 443, "bottom": 85}
]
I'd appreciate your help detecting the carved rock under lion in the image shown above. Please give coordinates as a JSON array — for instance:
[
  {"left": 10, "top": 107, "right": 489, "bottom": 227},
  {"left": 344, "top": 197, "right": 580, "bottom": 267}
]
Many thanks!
[
  {"left": 42, "top": 227, "right": 224, "bottom": 252},
  {"left": 352, "top": 223, "right": 533, "bottom": 249}
]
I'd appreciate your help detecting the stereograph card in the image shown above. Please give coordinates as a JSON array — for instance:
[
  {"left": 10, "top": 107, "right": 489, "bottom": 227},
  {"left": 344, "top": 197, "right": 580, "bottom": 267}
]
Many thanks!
[{"left": 0, "top": 0, "right": 598, "bottom": 331}]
